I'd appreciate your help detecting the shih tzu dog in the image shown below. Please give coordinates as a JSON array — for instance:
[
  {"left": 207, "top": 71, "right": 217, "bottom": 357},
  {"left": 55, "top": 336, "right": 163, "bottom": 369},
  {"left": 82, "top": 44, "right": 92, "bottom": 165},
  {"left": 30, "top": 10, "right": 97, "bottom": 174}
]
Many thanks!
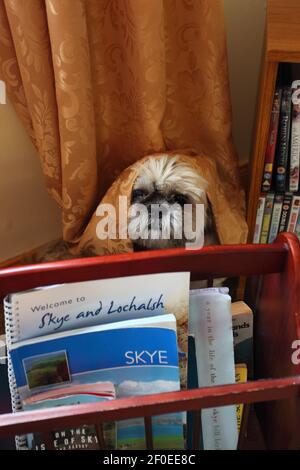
[
  {"left": 33, "top": 155, "right": 220, "bottom": 265},
  {"left": 128, "top": 155, "right": 219, "bottom": 252},
  {"left": 32, "top": 154, "right": 226, "bottom": 291}
]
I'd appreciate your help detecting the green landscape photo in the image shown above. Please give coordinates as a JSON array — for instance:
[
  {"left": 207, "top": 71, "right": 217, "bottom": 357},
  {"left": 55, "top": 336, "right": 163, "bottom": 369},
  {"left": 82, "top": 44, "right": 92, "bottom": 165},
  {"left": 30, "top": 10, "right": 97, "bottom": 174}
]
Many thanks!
[{"left": 23, "top": 351, "right": 70, "bottom": 389}]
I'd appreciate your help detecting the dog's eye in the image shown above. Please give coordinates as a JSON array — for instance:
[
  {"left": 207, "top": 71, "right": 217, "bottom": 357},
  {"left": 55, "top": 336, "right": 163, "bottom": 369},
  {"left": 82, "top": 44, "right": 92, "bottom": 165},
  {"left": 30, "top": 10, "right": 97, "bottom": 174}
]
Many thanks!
[
  {"left": 132, "top": 189, "right": 146, "bottom": 200},
  {"left": 170, "top": 193, "right": 189, "bottom": 205}
]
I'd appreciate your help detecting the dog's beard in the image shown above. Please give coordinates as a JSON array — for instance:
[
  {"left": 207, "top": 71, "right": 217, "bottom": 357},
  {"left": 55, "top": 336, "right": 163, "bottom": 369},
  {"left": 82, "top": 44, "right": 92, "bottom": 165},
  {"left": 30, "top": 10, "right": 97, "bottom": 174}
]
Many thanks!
[
  {"left": 128, "top": 200, "right": 191, "bottom": 250},
  {"left": 128, "top": 155, "right": 218, "bottom": 251}
]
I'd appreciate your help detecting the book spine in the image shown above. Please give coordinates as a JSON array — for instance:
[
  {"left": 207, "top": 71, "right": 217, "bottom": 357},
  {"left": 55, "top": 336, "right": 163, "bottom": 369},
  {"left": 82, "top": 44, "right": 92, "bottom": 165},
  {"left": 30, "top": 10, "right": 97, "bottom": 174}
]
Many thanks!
[
  {"left": 295, "top": 208, "right": 300, "bottom": 240},
  {"left": 268, "top": 194, "right": 284, "bottom": 243},
  {"left": 287, "top": 195, "right": 300, "bottom": 232},
  {"left": 262, "top": 89, "right": 282, "bottom": 192},
  {"left": 235, "top": 365, "right": 248, "bottom": 435},
  {"left": 253, "top": 195, "right": 266, "bottom": 243},
  {"left": 231, "top": 308, "right": 253, "bottom": 378},
  {"left": 187, "top": 335, "right": 203, "bottom": 450},
  {"left": 289, "top": 81, "right": 300, "bottom": 192},
  {"left": 278, "top": 193, "right": 293, "bottom": 233},
  {"left": 275, "top": 88, "right": 292, "bottom": 192},
  {"left": 259, "top": 193, "right": 275, "bottom": 243},
  {"left": 189, "top": 292, "right": 238, "bottom": 450}
]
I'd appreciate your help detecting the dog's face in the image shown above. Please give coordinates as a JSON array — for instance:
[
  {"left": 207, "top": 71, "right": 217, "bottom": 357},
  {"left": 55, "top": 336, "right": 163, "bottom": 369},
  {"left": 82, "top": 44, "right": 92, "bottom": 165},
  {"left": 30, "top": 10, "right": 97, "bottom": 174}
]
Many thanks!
[{"left": 128, "top": 155, "right": 219, "bottom": 251}]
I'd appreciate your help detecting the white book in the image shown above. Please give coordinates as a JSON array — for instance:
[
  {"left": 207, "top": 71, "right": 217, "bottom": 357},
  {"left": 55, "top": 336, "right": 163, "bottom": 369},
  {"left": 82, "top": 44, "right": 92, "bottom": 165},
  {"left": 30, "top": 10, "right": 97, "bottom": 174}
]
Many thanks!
[
  {"left": 268, "top": 194, "right": 284, "bottom": 243},
  {"left": 290, "top": 81, "right": 300, "bottom": 192},
  {"left": 287, "top": 195, "right": 300, "bottom": 233},
  {"left": 189, "top": 290, "right": 238, "bottom": 450},
  {"left": 253, "top": 196, "right": 266, "bottom": 243}
]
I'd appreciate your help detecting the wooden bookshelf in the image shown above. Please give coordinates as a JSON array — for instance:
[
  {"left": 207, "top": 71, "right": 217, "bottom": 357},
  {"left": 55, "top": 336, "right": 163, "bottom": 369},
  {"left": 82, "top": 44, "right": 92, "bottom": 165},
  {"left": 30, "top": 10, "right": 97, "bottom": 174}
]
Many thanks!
[{"left": 247, "top": 0, "right": 300, "bottom": 240}]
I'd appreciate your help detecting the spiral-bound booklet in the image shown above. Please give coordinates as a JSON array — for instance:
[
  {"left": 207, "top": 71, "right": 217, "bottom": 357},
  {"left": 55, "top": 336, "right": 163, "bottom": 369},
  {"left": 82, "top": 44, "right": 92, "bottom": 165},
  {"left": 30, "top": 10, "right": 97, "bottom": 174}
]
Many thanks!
[
  {"left": 4, "top": 272, "right": 189, "bottom": 448},
  {"left": 4, "top": 272, "right": 189, "bottom": 342}
]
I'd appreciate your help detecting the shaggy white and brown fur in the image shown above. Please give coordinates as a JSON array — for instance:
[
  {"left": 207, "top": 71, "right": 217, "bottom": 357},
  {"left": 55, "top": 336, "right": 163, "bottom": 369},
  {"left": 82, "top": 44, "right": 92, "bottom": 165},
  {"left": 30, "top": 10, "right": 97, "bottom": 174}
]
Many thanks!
[
  {"left": 33, "top": 155, "right": 219, "bottom": 263},
  {"left": 129, "top": 155, "right": 219, "bottom": 251}
]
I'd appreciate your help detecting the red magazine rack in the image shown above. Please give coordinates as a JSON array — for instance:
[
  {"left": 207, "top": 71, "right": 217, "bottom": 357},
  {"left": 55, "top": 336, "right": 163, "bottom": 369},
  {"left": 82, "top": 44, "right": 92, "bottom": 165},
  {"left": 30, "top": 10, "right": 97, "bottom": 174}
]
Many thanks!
[{"left": 0, "top": 232, "right": 299, "bottom": 450}]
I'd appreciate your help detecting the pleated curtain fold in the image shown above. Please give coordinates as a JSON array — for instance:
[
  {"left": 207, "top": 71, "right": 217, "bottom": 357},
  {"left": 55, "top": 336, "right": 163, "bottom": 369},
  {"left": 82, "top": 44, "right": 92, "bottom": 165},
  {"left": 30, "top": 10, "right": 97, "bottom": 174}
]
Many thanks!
[{"left": 0, "top": 0, "right": 244, "bottom": 244}]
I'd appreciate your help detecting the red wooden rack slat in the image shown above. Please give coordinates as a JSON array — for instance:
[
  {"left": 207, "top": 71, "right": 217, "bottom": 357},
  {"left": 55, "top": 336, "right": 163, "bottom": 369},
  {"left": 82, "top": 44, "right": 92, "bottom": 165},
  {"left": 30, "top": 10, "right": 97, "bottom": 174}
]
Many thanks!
[
  {"left": 0, "top": 242, "right": 288, "bottom": 300},
  {"left": 0, "top": 376, "right": 299, "bottom": 438}
]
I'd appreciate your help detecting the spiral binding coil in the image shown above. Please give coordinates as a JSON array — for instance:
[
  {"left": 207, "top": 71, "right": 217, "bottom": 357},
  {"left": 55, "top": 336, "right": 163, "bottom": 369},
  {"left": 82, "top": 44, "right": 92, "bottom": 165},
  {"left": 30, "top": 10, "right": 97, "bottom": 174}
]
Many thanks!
[{"left": 4, "top": 298, "right": 28, "bottom": 450}]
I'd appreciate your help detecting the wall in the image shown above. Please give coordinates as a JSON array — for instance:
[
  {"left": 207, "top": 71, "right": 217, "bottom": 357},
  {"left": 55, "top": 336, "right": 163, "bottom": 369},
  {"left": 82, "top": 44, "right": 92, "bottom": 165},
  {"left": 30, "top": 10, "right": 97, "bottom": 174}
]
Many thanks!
[
  {"left": 223, "top": 0, "right": 267, "bottom": 163},
  {"left": 0, "top": 99, "right": 62, "bottom": 262}
]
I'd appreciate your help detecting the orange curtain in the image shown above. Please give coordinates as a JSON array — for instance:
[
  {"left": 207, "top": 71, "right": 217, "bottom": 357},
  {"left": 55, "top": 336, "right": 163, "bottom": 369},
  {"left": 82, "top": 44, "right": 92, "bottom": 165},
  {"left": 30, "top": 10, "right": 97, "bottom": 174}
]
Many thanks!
[{"left": 0, "top": 0, "right": 244, "bottom": 244}]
